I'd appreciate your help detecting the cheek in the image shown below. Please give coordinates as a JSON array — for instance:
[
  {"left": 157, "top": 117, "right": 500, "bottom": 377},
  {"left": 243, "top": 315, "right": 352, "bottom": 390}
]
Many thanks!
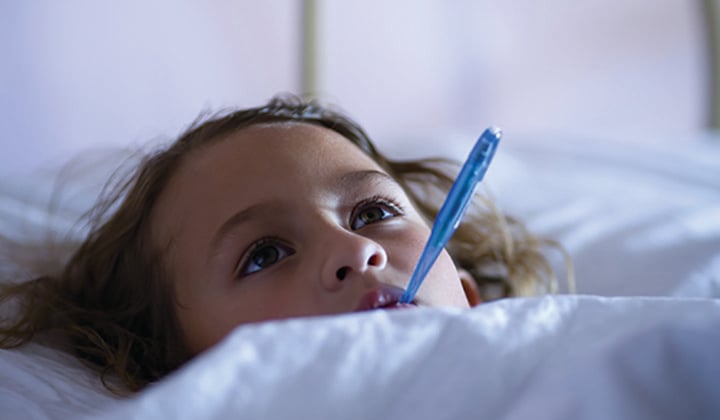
[
  {"left": 385, "top": 220, "right": 439, "bottom": 270},
  {"left": 435, "top": 250, "right": 462, "bottom": 283},
  {"left": 384, "top": 221, "right": 467, "bottom": 302},
  {"left": 392, "top": 226, "right": 432, "bottom": 272},
  {"left": 173, "top": 279, "right": 252, "bottom": 354},
  {"left": 423, "top": 250, "right": 470, "bottom": 307},
  {"left": 175, "top": 303, "right": 228, "bottom": 355},
  {"left": 395, "top": 222, "right": 468, "bottom": 307},
  {"left": 176, "top": 275, "right": 321, "bottom": 354},
  {"left": 174, "top": 282, "right": 259, "bottom": 354}
]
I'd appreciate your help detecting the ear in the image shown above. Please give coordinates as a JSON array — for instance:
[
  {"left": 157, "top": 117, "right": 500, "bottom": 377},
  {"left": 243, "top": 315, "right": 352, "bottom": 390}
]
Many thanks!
[{"left": 458, "top": 269, "right": 482, "bottom": 306}]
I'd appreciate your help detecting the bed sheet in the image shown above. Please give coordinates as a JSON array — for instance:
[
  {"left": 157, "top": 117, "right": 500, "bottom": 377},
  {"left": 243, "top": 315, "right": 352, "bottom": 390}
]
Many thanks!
[
  {"left": 83, "top": 295, "right": 719, "bottom": 420},
  {"left": 2, "top": 295, "right": 718, "bottom": 419}
]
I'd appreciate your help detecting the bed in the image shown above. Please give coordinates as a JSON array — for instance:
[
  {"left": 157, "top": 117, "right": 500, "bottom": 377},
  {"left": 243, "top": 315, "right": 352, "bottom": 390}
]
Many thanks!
[{"left": 1, "top": 133, "right": 719, "bottom": 419}]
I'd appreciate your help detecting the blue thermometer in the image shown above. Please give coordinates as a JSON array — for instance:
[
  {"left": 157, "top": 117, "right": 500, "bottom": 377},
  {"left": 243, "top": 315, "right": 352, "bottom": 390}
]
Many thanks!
[{"left": 399, "top": 127, "right": 502, "bottom": 304}]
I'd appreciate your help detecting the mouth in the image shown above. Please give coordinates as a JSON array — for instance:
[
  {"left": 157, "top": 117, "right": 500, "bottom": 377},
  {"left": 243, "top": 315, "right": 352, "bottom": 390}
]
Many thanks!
[{"left": 354, "top": 285, "right": 417, "bottom": 312}]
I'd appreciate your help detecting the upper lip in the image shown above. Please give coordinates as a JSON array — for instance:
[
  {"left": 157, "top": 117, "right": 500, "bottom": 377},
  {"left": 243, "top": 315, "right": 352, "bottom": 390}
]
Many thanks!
[{"left": 354, "top": 285, "right": 416, "bottom": 312}]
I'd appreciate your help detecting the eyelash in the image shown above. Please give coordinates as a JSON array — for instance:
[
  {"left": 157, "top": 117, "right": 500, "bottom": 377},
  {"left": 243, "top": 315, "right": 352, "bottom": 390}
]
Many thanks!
[
  {"left": 236, "top": 237, "right": 295, "bottom": 277},
  {"left": 349, "top": 195, "right": 404, "bottom": 230},
  {"left": 235, "top": 195, "right": 404, "bottom": 277}
]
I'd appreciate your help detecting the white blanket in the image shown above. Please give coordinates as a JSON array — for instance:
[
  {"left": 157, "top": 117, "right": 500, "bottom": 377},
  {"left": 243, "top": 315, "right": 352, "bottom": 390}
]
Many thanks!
[{"left": 4, "top": 295, "right": 715, "bottom": 420}]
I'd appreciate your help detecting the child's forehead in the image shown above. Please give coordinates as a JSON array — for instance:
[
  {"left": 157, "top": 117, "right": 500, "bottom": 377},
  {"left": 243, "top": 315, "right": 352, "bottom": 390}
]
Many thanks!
[
  {"left": 233, "top": 120, "right": 338, "bottom": 140},
  {"left": 196, "top": 121, "right": 376, "bottom": 168},
  {"left": 171, "top": 121, "right": 391, "bottom": 195}
]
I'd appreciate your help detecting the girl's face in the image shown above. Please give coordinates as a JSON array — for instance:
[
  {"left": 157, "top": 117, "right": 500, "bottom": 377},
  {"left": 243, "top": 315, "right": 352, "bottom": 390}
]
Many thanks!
[{"left": 152, "top": 122, "right": 475, "bottom": 354}]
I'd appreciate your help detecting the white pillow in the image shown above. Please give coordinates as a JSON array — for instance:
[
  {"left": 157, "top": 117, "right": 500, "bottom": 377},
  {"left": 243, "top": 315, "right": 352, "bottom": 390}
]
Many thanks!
[
  {"left": 0, "top": 343, "right": 120, "bottom": 419},
  {"left": 494, "top": 137, "right": 720, "bottom": 297},
  {"left": 385, "top": 132, "right": 720, "bottom": 297}
]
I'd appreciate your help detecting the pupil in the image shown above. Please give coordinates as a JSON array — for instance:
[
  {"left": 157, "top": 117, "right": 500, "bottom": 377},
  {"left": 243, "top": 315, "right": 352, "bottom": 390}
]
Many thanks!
[
  {"left": 253, "top": 246, "right": 279, "bottom": 267},
  {"left": 362, "top": 208, "right": 382, "bottom": 223}
]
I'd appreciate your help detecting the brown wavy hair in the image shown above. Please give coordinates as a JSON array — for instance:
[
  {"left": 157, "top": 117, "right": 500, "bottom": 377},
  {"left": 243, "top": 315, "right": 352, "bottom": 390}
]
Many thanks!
[{"left": 0, "top": 95, "right": 571, "bottom": 394}]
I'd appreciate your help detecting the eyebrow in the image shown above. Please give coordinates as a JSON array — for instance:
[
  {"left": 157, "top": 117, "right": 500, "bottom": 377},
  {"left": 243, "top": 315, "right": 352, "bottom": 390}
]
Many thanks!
[
  {"left": 337, "top": 169, "right": 397, "bottom": 191},
  {"left": 207, "top": 169, "right": 398, "bottom": 259}
]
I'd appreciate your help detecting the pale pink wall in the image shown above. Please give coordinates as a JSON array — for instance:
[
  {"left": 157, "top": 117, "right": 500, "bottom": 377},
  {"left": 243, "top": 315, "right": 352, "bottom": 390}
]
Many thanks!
[
  {"left": 0, "top": 1, "right": 300, "bottom": 177},
  {"left": 0, "top": 1, "right": 708, "bottom": 177},
  {"left": 318, "top": 1, "right": 707, "bottom": 154}
]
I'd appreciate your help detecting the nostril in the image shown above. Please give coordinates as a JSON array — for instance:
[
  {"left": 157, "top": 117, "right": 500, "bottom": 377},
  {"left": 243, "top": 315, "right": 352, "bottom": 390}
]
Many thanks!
[
  {"left": 367, "top": 253, "right": 383, "bottom": 267},
  {"left": 336, "top": 267, "right": 349, "bottom": 281}
]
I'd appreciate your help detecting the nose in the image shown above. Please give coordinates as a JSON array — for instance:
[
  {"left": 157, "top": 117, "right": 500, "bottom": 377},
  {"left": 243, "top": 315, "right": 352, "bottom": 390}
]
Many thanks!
[{"left": 320, "top": 230, "right": 388, "bottom": 291}]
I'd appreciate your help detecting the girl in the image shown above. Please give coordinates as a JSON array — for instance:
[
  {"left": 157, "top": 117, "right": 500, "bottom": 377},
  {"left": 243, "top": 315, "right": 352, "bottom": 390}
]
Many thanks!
[{"left": 0, "top": 95, "right": 566, "bottom": 393}]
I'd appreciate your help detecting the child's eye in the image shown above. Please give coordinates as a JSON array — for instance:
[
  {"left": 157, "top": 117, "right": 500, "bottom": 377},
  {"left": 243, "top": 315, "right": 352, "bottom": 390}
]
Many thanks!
[
  {"left": 237, "top": 238, "right": 295, "bottom": 276},
  {"left": 350, "top": 196, "right": 403, "bottom": 230}
]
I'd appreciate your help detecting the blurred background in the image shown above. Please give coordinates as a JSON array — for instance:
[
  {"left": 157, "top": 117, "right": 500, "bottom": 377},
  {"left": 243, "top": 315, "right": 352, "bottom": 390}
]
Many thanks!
[{"left": 0, "top": 0, "right": 712, "bottom": 175}]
